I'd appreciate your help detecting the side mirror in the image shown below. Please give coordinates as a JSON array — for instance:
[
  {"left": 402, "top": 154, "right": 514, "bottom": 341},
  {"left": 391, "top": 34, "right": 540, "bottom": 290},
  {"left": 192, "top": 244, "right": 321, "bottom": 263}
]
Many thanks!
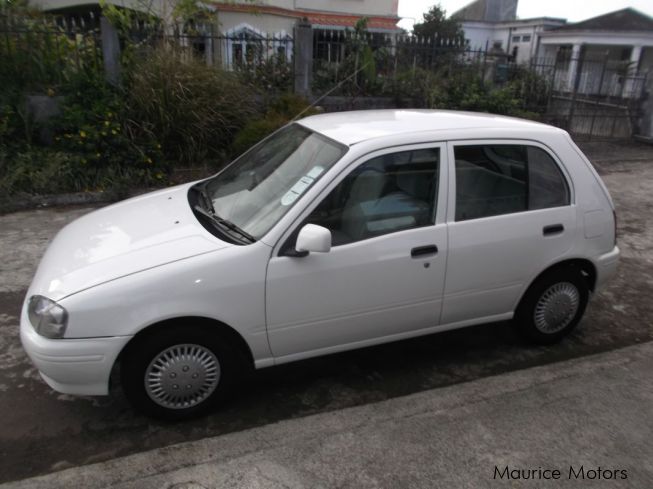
[{"left": 295, "top": 224, "right": 331, "bottom": 255}]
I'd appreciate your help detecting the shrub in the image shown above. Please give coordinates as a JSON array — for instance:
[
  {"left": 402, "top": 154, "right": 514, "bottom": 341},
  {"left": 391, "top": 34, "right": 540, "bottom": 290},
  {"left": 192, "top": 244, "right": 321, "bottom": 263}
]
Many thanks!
[
  {"left": 312, "top": 18, "right": 386, "bottom": 97},
  {"left": 51, "top": 72, "right": 166, "bottom": 185},
  {"left": 0, "top": 71, "right": 167, "bottom": 198},
  {"left": 230, "top": 115, "right": 286, "bottom": 158},
  {"left": 231, "top": 94, "right": 318, "bottom": 156},
  {"left": 422, "top": 67, "right": 543, "bottom": 119},
  {"left": 235, "top": 51, "right": 293, "bottom": 93},
  {"left": 0, "top": 10, "right": 101, "bottom": 94},
  {"left": 0, "top": 147, "right": 154, "bottom": 200},
  {"left": 125, "top": 46, "right": 259, "bottom": 166}
]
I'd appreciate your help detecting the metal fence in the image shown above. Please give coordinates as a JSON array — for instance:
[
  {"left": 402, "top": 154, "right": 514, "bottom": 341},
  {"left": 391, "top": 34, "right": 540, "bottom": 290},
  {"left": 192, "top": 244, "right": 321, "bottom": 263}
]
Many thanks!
[
  {"left": 531, "top": 53, "right": 648, "bottom": 138},
  {"left": 133, "top": 26, "right": 296, "bottom": 91},
  {"left": 0, "top": 14, "right": 296, "bottom": 92},
  {"left": 2, "top": 12, "right": 649, "bottom": 139},
  {"left": 141, "top": 26, "right": 294, "bottom": 69},
  {"left": 0, "top": 12, "right": 103, "bottom": 90},
  {"left": 311, "top": 29, "right": 491, "bottom": 96}
]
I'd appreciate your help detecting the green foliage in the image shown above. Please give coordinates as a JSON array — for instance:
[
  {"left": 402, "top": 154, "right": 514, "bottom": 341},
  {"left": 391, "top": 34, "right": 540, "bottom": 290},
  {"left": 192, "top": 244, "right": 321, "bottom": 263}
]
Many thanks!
[
  {"left": 0, "top": 149, "right": 84, "bottom": 197},
  {"left": 125, "top": 47, "right": 258, "bottom": 165},
  {"left": 235, "top": 51, "right": 293, "bottom": 92},
  {"left": 390, "top": 67, "right": 446, "bottom": 107},
  {"left": 0, "top": 73, "right": 167, "bottom": 199},
  {"left": 0, "top": 146, "right": 159, "bottom": 200},
  {"left": 424, "top": 67, "right": 543, "bottom": 119},
  {"left": 412, "top": 4, "right": 464, "bottom": 41},
  {"left": 313, "top": 18, "right": 387, "bottom": 97},
  {"left": 172, "top": 0, "right": 214, "bottom": 27},
  {"left": 231, "top": 94, "right": 318, "bottom": 156},
  {"left": 0, "top": 97, "right": 23, "bottom": 146},
  {"left": 505, "top": 65, "right": 551, "bottom": 114},
  {"left": 52, "top": 73, "right": 166, "bottom": 183},
  {"left": 0, "top": 12, "right": 101, "bottom": 94},
  {"left": 231, "top": 115, "right": 286, "bottom": 158},
  {"left": 353, "top": 18, "right": 377, "bottom": 85},
  {"left": 1, "top": 3, "right": 267, "bottom": 199},
  {"left": 0, "top": 0, "right": 549, "bottom": 202}
]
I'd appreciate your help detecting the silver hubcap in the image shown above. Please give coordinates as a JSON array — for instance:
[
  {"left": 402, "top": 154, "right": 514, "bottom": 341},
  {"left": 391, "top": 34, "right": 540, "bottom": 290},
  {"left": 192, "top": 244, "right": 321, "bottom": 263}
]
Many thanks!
[
  {"left": 145, "top": 344, "right": 220, "bottom": 410},
  {"left": 534, "top": 282, "right": 580, "bottom": 334}
]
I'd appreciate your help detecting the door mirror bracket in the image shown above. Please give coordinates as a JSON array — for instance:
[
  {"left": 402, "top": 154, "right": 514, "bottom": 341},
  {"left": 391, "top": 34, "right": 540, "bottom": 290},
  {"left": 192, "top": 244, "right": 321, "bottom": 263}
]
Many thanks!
[{"left": 284, "top": 249, "right": 309, "bottom": 258}]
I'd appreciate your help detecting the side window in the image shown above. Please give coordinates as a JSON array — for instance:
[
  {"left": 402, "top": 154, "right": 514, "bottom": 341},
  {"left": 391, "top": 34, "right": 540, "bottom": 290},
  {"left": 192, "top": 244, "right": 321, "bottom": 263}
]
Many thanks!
[
  {"left": 454, "top": 144, "right": 569, "bottom": 221},
  {"left": 527, "top": 146, "right": 570, "bottom": 210},
  {"left": 306, "top": 148, "right": 439, "bottom": 245}
]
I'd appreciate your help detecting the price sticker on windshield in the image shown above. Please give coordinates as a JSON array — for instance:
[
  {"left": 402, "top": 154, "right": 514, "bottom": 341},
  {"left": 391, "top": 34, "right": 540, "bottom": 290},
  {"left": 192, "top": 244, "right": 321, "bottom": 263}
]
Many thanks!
[{"left": 281, "top": 166, "right": 325, "bottom": 206}]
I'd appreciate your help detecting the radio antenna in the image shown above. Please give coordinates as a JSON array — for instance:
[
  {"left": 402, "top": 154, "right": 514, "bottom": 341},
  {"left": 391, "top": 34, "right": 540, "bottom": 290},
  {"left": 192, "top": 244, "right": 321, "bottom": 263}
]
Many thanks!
[{"left": 291, "top": 61, "right": 372, "bottom": 122}]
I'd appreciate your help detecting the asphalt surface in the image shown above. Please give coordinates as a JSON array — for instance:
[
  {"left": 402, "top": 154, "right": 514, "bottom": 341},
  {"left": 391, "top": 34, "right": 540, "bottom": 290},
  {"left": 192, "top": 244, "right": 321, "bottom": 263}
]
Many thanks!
[
  {"left": 4, "top": 340, "right": 652, "bottom": 489},
  {"left": 0, "top": 140, "right": 652, "bottom": 484}
]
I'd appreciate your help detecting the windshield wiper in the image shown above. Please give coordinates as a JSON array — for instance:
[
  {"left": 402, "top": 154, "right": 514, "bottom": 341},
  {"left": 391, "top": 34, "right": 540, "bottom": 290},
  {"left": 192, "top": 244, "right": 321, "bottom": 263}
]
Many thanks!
[
  {"left": 190, "top": 184, "right": 216, "bottom": 214},
  {"left": 193, "top": 204, "right": 256, "bottom": 244}
]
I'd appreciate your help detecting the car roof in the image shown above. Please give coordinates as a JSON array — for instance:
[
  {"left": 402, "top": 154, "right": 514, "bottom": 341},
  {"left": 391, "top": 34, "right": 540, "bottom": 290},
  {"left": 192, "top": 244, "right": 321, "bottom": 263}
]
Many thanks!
[{"left": 297, "top": 109, "right": 559, "bottom": 146}]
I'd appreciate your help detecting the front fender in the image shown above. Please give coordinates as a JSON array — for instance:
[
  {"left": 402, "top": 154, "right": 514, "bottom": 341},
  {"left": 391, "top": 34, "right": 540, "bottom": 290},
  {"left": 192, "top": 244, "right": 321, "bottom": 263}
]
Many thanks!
[{"left": 60, "top": 242, "right": 273, "bottom": 363}]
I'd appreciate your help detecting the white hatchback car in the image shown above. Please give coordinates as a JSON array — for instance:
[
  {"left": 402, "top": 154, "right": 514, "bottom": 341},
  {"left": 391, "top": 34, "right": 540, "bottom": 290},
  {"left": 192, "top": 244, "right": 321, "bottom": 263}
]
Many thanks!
[{"left": 21, "top": 110, "right": 619, "bottom": 419}]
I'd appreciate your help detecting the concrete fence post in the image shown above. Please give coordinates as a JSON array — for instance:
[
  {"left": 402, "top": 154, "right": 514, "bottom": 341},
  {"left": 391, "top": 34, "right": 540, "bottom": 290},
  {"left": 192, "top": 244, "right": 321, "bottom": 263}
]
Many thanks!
[
  {"left": 100, "top": 16, "right": 121, "bottom": 86},
  {"left": 294, "top": 19, "right": 313, "bottom": 97},
  {"left": 636, "top": 72, "right": 653, "bottom": 140},
  {"left": 567, "top": 44, "right": 585, "bottom": 133}
]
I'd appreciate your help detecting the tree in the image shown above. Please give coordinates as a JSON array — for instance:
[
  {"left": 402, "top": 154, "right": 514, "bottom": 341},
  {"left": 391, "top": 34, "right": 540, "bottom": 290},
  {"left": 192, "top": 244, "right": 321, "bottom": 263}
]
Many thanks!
[{"left": 412, "top": 4, "right": 463, "bottom": 41}]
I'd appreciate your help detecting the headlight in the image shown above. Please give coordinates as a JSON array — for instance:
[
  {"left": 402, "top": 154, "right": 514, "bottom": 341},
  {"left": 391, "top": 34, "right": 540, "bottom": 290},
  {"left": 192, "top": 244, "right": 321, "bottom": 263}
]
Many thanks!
[{"left": 28, "top": 295, "right": 68, "bottom": 339}]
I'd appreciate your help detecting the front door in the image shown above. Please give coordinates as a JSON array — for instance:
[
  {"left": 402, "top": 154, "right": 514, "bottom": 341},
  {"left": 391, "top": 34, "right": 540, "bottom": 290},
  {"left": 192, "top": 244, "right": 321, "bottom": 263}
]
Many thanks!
[{"left": 266, "top": 144, "right": 448, "bottom": 359}]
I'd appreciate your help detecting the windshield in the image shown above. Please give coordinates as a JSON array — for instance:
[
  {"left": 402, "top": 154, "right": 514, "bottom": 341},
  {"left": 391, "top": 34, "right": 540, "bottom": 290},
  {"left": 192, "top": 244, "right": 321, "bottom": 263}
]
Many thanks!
[{"left": 202, "top": 124, "right": 346, "bottom": 240}]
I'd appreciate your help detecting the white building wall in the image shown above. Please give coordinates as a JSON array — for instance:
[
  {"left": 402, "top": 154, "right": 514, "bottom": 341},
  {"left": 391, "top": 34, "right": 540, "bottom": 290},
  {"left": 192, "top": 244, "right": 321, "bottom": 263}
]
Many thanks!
[
  {"left": 295, "top": 0, "right": 396, "bottom": 17},
  {"left": 462, "top": 20, "right": 565, "bottom": 64},
  {"left": 230, "top": 0, "right": 397, "bottom": 17},
  {"left": 507, "top": 26, "right": 541, "bottom": 64},
  {"left": 258, "top": 0, "right": 295, "bottom": 10},
  {"left": 462, "top": 23, "right": 496, "bottom": 50},
  {"left": 217, "top": 11, "right": 296, "bottom": 35}
]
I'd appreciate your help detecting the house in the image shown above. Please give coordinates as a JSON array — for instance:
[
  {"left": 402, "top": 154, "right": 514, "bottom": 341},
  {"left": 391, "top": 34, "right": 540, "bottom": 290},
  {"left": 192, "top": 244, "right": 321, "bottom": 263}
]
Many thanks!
[
  {"left": 452, "top": 0, "right": 566, "bottom": 63},
  {"left": 211, "top": 0, "right": 401, "bottom": 66},
  {"left": 537, "top": 8, "right": 653, "bottom": 96},
  {"left": 29, "top": 0, "right": 401, "bottom": 69},
  {"left": 29, "top": 0, "right": 401, "bottom": 34},
  {"left": 213, "top": 1, "right": 401, "bottom": 36}
]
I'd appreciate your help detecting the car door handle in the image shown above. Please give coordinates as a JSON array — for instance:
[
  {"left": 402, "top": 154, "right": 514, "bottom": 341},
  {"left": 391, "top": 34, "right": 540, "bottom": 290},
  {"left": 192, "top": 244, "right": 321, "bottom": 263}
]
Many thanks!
[
  {"left": 411, "top": 245, "right": 438, "bottom": 258},
  {"left": 543, "top": 224, "right": 564, "bottom": 236}
]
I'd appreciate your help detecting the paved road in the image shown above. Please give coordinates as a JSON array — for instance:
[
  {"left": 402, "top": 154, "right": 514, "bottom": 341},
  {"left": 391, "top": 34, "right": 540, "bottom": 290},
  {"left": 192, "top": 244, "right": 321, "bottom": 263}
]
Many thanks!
[
  {"left": 5, "top": 341, "right": 653, "bottom": 489},
  {"left": 0, "top": 141, "right": 652, "bottom": 484}
]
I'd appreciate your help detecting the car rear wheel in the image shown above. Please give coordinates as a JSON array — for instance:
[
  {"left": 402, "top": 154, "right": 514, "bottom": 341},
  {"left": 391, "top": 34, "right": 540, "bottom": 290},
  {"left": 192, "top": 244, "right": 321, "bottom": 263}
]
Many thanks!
[
  {"left": 121, "top": 326, "right": 241, "bottom": 420},
  {"left": 514, "top": 266, "right": 589, "bottom": 344}
]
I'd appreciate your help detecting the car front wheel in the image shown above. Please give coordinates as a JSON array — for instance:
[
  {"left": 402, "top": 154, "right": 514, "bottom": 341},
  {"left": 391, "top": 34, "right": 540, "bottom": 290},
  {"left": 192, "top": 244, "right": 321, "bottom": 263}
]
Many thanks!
[
  {"left": 121, "top": 327, "right": 240, "bottom": 420},
  {"left": 514, "top": 266, "right": 589, "bottom": 344}
]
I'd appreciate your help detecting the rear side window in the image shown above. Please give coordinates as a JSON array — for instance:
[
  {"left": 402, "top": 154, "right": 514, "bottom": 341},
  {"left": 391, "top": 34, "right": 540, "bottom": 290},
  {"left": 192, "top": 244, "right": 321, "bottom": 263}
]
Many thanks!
[{"left": 454, "top": 144, "right": 569, "bottom": 221}]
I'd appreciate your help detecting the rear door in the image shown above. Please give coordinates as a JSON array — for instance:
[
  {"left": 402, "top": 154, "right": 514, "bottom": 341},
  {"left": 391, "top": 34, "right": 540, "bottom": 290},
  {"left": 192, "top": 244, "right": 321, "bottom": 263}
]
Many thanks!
[{"left": 442, "top": 140, "right": 577, "bottom": 325}]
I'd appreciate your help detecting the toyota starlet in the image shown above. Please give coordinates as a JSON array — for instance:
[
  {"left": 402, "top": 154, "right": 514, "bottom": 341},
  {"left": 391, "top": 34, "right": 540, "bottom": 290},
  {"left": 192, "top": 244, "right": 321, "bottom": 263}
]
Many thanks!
[{"left": 21, "top": 110, "right": 619, "bottom": 419}]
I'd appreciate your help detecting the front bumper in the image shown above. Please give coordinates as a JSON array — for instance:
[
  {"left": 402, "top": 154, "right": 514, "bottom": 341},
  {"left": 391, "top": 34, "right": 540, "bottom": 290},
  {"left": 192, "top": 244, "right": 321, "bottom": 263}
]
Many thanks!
[
  {"left": 20, "top": 306, "right": 131, "bottom": 396},
  {"left": 593, "top": 245, "right": 620, "bottom": 291}
]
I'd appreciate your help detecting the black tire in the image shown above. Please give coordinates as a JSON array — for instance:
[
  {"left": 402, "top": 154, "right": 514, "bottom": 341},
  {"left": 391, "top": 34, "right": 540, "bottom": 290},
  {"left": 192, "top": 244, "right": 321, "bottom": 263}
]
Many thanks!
[
  {"left": 121, "top": 326, "right": 242, "bottom": 421},
  {"left": 514, "top": 266, "right": 589, "bottom": 344}
]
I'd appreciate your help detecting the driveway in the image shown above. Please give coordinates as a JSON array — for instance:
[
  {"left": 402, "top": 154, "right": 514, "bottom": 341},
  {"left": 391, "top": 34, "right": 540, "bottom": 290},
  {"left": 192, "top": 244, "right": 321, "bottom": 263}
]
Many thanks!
[{"left": 0, "top": 140, "right": 651, "bottom": 483}]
